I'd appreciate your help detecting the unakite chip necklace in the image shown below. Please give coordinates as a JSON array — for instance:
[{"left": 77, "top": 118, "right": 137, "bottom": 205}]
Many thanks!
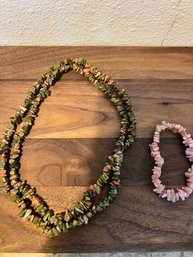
[{"left": 0, "top": 58, "right": 136, "bottom": 237}]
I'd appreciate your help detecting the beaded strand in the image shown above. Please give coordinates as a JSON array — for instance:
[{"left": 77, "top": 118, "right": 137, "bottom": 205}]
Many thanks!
[
  {"left": 0, "top": 58, "right": 136, "bottom": 237},
  {"left": 150, "top": 120, "right": 193, "bottom": 203}
]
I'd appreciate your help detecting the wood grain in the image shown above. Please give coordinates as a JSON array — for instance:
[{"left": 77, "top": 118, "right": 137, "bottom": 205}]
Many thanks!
[
  {"left": 1, "top": 46, "right": 193, "bottom": 80},
  {"left": 1, "top": 47, "right": 193, "bottom": 252},
  {"left": 18, "top": 138, "right": 190, "bottom": 189},
  {"left": 1, "top": 79, "right": 193, "bottom": 138}
]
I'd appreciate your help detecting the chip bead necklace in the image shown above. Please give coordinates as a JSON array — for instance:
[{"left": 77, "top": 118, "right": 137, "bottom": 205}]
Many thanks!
[
  {"left": 0, "top": 58, "right": 136, "bottom": 237},
  {"left": 150, "top": 120, "right": 193, "bottom": 202}
]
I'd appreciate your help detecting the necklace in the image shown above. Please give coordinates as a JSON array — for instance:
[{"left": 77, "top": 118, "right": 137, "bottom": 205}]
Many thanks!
[{"left": 0, "top": 58, "right": 136, "bottom": 237}]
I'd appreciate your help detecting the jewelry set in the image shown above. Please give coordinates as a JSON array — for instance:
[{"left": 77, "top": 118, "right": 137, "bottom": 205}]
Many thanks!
[{"left": 0, "top": 58, "right": 189, "bottom": 237}]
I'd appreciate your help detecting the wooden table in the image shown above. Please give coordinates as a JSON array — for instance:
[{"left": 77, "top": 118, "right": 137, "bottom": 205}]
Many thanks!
[{"left": 1, "top": 46, "right": 193, "bottom": 253}]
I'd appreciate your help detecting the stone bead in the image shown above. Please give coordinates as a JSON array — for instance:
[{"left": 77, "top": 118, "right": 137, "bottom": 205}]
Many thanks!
[
  {"left": 160, "top": 190, "right": 167, "bottom": 198},
  {"left": 167, "top": 190, "right": 172, "bottom": 201},
  {"left": 177, "top": 189, "right": 186, "bottom": 201},
  {"left": 175, "top": 192, "right": 180, "bottom": 201},
  {"left": 170, "top": 189, "right": 176, "bottom": 203},
  {"left": 63, "top": 210, "right": 71, "bottom": 222},
  {"left": 23, "top": 209, "right": 32, "bottom": 220}
]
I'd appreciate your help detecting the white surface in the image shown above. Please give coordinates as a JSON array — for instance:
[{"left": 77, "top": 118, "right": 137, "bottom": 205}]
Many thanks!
[{"left": 0, "top": 0, "right": 193, "bottom": 46}]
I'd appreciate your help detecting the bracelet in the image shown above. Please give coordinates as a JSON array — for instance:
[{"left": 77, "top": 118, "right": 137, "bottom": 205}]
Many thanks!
[
  {"left": 0, "top": 58, "right": 136, "bottom": 237},
  {"left": 149, "top": 120, "right": 193, "bottom": 202}
]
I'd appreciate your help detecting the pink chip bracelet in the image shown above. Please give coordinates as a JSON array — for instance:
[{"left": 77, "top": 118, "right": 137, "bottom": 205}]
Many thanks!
[{"left": 149, "top": 120, "right": 193, "bottom": 203}]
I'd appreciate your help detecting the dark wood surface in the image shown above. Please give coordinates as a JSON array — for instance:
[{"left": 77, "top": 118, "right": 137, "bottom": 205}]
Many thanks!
[{"left": 1, "top": 47, "right": 193, "bottom": 252}]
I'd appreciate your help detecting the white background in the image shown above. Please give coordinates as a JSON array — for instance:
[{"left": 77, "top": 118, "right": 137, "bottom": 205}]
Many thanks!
[{"left": 1, "top": 0, "right": 193, "bottom": 46}]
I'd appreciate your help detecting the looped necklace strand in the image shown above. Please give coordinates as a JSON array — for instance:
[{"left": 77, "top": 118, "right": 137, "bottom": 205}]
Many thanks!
[
  {"left": 150, "top": 120, "right": 193, "bottom": 202},
  {"left": 0, "top": 58, "right": 136, "bottom": 237}
]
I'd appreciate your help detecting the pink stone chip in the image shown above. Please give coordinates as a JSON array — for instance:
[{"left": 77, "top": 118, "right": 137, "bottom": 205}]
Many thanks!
[{"left": 160, "top": 189, "right": 167, "bottom": 198}]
